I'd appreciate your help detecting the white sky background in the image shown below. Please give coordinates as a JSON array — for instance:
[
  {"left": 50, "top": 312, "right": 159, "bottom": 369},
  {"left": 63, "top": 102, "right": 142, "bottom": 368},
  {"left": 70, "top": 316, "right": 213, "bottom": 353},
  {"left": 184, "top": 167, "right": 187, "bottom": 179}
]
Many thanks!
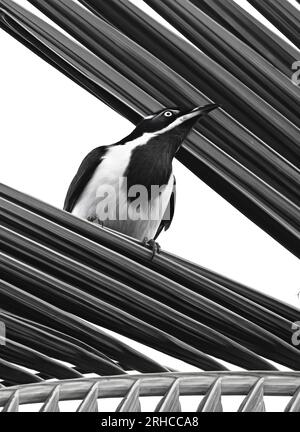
[{"left": 0, "top": 0, "right": 299, "bottom": 411}]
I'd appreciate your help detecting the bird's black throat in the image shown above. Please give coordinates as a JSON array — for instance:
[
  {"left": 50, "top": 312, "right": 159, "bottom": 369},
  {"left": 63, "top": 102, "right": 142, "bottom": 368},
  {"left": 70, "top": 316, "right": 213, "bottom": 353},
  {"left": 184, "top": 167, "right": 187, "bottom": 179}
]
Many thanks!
[{"left": 124, "top": 131, "right": 181, "bottom": 197}]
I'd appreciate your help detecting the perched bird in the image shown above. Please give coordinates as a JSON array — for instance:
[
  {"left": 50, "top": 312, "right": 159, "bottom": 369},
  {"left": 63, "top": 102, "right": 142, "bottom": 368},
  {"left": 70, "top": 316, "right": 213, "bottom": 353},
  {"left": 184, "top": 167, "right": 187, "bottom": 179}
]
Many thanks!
[{"left": 64, "top": 103, "right": 219, "bottom": 254}]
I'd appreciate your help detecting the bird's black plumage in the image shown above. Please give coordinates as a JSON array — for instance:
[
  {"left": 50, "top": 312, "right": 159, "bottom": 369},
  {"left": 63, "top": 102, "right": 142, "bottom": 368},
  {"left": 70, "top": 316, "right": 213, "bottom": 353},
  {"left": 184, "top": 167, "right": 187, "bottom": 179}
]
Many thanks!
[
  {"left": 64, "top": 104, "right": 219, "bottom": 242},
  {"left": 154, "top": 176, "right": 176, "bottom": 240},
  {"left": 64, "top": 146, "right": 109, "bottom": 213},
  {"left": 63, "top": 126, "right": 147, "bottom": 213},
  {"left": 125, "top": 134, "right": 175, "bottom": 194},
  {"left": 64, "top": 141, "right": 176, "bottom": 239}
]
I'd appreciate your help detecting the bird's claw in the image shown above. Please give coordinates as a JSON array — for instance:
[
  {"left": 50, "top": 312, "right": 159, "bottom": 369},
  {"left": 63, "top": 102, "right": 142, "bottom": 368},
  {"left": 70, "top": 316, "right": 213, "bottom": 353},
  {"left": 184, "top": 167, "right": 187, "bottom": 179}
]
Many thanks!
[
  {"left": 87, "top": 216, "right": 104, "bottom": 228},
  {"left": 143, "top": 237, "right": 161, "bottom": 259}
]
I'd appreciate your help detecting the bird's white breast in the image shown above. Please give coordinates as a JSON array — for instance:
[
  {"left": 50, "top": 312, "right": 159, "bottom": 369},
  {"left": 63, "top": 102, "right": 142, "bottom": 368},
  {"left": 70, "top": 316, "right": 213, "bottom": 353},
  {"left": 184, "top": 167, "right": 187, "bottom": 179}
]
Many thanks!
[
  {"left": 72, "top": 134, "right": 174, "bottom": 240},
  {"left": 72, "top": 140, "right": 138, "bottom": 219}
]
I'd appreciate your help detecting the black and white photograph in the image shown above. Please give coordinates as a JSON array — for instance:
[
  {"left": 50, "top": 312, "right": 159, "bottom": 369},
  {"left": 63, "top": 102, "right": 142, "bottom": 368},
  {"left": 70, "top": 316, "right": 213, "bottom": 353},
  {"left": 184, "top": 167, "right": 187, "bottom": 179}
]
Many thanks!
[{"left": 0, "top": 0, "right": 299, "bottom": 421}]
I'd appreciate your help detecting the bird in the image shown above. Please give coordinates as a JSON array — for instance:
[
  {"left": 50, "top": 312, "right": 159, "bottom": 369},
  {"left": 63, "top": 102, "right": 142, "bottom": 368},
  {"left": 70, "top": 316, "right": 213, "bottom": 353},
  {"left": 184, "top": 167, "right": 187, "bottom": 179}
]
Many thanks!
[{"left": 64, "top": 103, "right": 219, "bottom": 255}]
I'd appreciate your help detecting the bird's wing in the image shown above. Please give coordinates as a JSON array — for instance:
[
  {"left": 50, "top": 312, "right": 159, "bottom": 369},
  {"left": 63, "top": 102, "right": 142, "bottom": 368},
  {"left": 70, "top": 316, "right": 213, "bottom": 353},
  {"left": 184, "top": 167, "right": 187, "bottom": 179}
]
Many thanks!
[
  {"left": 63, "top": 146, "right": 108, "bottom": 212},
  {"left": 154, "top": 175, "right": 176, "bottom": 240}
]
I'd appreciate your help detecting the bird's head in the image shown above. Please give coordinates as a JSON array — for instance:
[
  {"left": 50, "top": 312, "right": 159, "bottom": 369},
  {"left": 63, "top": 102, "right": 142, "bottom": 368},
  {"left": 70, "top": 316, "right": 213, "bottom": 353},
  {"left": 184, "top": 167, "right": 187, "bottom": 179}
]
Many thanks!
[{"left": 132, "top": 103, "right": 219, "bottom": 153}]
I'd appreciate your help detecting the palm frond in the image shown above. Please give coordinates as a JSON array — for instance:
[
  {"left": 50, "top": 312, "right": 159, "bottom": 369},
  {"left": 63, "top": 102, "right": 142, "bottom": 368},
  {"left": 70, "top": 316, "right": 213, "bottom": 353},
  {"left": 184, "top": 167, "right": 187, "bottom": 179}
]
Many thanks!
[
  {"left": 144, "top": 0, "right": 300, "bottom": 126},
  {"left": 0, "top": 311, "right": 126, "bottom": 376},
  {"left": 76, "top": 0, "right": 300, "bottom": 163},
  {"left": 247, "top": 0, "right": 300, "bottom": 48},
  {"left": 0, "top": 0, "right": 299, "bottom": 258},
  {"left": 0, "top": 0, "right": 299, "bottom": 403},
  {"left": 188, "top": 0, "right": 299, "bottom": 76},
  {"left": 0, "top": 186, "right": 299, "bottom": 377},
  {"left": 0, "top": 197, "right": 298, "bottom": 366},
  {"left": 1, "top": 372, "right": 300, "bottom": 412}
]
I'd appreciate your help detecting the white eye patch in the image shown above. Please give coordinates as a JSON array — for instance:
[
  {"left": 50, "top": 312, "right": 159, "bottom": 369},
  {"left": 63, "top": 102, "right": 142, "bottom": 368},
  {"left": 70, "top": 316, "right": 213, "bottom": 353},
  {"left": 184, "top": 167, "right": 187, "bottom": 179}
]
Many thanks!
[
  {"left": 164, "top": 111, "right": 173, "bottom": 117},
  {"left": 153, "top": 110, "right": 201, "bottom": 135}
]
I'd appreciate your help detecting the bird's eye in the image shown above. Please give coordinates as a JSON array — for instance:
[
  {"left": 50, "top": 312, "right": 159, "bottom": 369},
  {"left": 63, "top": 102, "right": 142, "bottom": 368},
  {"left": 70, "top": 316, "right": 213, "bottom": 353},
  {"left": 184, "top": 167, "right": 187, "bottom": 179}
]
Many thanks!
[{"left": 164, "top": 111, "right": 173, "bottom": 117}]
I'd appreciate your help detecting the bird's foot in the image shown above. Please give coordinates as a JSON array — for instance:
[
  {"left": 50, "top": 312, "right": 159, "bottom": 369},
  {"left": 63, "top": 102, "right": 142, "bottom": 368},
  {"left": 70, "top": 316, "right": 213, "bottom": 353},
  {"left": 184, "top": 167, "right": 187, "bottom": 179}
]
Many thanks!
[
  {"left": 143, "top": 237, "right": 161, "bottom": 260},
  {"left": 87, "top": 216, "right": 104, "bottom": 228}
]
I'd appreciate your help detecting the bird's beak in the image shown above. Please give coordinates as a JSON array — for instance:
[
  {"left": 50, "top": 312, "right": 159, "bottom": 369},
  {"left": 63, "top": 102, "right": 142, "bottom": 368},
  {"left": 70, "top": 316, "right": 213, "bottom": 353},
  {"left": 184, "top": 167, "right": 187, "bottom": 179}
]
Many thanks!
[
  {"left": 168, "top": 103, "right": 219, "bottom": 154},
  {"left": 179, "top": 103, "right": 220, "bottom": 123}
]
